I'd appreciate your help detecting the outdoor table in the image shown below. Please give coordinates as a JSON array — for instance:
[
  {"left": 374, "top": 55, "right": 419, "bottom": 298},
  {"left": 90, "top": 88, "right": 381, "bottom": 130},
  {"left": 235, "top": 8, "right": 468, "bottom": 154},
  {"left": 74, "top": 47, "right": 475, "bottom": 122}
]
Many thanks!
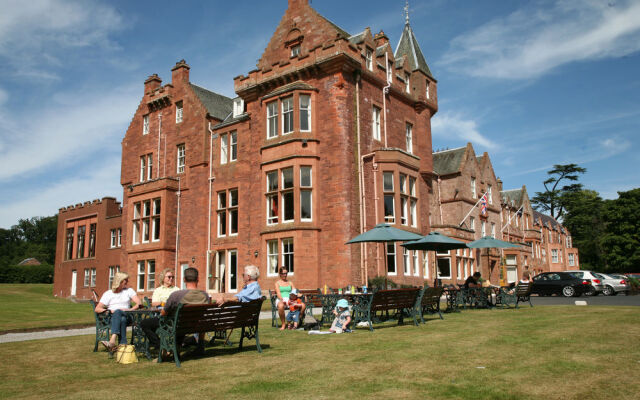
[
  {"left": 126, "top": 308, "right": 159, "bottom": 359},
  {"left": 443, "top": 287, "right": 460, "bottom": 312}
]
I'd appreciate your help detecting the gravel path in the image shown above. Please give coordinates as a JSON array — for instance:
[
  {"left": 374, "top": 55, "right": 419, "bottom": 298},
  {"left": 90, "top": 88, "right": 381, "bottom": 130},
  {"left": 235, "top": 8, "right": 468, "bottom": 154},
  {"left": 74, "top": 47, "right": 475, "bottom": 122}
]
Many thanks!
[{"left": 0, "top": 310, "right": 277, "bottom": 344}]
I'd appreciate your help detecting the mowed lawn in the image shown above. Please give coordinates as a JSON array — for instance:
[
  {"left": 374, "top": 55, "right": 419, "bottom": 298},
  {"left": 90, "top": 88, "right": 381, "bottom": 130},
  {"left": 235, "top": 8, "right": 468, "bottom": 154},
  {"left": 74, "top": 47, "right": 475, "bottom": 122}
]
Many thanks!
[
  {"left": 1, "top": 300, "right": 639, "bottom": 399},
  {"left": 0, "top": 284, "right": 93, "bottom": 332}
]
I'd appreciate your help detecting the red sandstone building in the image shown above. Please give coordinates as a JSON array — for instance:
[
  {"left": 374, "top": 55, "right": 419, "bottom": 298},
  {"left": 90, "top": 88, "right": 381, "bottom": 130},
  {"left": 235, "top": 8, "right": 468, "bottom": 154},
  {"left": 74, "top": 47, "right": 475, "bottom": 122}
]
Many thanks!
[{"left": 54, "top": 0, "right": 578, "bottom": 299}]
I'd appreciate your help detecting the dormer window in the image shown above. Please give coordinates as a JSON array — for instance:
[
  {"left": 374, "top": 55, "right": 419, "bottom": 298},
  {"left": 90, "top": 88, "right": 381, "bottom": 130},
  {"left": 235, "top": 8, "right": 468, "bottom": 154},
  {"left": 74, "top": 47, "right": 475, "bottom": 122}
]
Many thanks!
[
  {"left": 233, "top": 98, "right": 244, "bottom": 118},
  {"left": 366, "top": 49, "right": 373, "bottom": 71},
  {"left": 405, "top": 73, "right": 410, "bottom": 93},
  {"left": 291, "top": 44, "right": 301, "bottom": 57},
  {"left": 387, "top": 59, "right": 393, "bottom": 83}
]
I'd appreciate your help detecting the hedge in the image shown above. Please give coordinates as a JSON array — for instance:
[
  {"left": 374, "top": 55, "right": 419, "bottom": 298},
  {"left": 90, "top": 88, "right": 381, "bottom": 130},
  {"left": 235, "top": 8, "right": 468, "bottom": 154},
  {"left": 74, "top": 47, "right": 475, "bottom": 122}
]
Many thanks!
[{"left": 0, "top": 264, "right": 54, "bottom": 283}]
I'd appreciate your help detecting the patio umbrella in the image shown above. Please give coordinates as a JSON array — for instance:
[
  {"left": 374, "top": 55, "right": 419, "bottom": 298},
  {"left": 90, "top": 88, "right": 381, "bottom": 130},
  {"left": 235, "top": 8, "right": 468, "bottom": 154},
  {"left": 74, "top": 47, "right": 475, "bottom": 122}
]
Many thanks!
[
  {"left": 467, "top": 236, "right": 521, "bottom": 285},
  {"left": 402, "top": 232, "right": 468, "bottom": 285},
  {"left": 346, "top": 223, "right": 423, "bottom": 288}
]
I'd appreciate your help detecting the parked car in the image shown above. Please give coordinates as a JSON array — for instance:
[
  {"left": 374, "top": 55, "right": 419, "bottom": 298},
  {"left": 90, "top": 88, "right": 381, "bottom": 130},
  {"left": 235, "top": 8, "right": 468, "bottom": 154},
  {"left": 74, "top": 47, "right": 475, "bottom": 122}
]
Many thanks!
[
  {"left": 595, "top": 273, "right": 631, "bottom": 295},
  {"left": 531, "top": 272, "right": 591, "bottom": 297},
  {"left": 564, "top": 270, "right": 604, "bottom": 296}
]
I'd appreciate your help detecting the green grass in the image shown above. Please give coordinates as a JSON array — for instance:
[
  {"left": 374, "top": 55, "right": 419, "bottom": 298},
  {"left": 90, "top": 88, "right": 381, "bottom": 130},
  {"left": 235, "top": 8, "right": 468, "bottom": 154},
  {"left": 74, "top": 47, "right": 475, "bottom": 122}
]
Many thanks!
[
  {"left": 1, "top": 304, "right": 639, "bottom": 399},
  {"left": 0, "top": 284, "right": 93, "bottom": 332}
]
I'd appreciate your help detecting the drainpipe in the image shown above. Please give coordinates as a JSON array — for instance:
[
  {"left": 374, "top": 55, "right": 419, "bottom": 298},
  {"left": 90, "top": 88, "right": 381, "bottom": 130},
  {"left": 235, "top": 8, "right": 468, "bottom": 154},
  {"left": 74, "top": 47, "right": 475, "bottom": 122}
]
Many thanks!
[
  {"left": 360, "top": 153, "right": 375, "bottom": 284},
  {"left": 207, "top": 122, "right": 216, "bottom": 291},
  {"left": 157, "top": 113, "right": 162, "bottom": 179},
  {"left": 354, "top": 71, "right": 367, "bottom": 285},
  {"left": 175, "top": 177, "right": 181, "bottom": 271},
  {"left": 372, "top": 161, "right": 381, "bottom": 277},
  {"left": 383, "top": 53, "right": 391, "bottom": 148},
  {"left": 437, "top": 176, "right": 444, "bottom": 225}
]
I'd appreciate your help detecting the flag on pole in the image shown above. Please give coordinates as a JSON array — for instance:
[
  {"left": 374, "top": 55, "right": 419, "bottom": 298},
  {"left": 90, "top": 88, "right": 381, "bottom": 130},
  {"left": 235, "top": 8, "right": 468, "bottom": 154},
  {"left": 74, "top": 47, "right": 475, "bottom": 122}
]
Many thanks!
[{"left": 480, "top": 192, "right": 487, "bottom": 216}]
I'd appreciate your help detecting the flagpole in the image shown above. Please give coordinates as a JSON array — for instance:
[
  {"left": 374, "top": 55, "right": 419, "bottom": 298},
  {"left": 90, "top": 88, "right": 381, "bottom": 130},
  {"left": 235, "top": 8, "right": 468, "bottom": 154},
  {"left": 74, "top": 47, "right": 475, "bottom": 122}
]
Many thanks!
[{"left": 458, "top": 191, "right": 488, "bottom": 227}]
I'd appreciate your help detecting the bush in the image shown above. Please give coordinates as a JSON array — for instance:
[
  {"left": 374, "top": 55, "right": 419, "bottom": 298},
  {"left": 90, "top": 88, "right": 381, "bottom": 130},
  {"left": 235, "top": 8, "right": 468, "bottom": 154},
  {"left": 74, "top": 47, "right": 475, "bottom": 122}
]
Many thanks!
[
  {"left": 368, "top": 276, "right": 397, "bottom": 290},
  {"left": 0, "top": 264, "right": 54, "bottom": 283}
]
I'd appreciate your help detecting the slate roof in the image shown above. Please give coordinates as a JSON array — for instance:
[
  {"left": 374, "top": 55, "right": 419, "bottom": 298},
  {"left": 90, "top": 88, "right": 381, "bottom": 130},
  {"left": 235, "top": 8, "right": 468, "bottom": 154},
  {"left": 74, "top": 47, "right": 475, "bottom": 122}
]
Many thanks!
[
  {"left": 533, "top": 210, "right": 561, "bottom": 231},
  {"left": 314, "top": 12, "right": 350, "bottom": 39},
  {"left": 349, "top": 31, "right": 366, "bottom": 45},
  {"left": 262, "top": 81, "right": 316, "bottom": 101},
  {"left": 501, "top": 189, "right": 524, "bottom": 208},
  {"left": 432, "top": 147, "right": 466, "bottom": 175},
  {"left": 376, "top": 43, "right": 390, "bottom": 57},
  {"left": 394, "top": 23, "right": 434, "bottom": 79},
  {"left": 190, "top": 83, "right": 233, "bottom": 121}
]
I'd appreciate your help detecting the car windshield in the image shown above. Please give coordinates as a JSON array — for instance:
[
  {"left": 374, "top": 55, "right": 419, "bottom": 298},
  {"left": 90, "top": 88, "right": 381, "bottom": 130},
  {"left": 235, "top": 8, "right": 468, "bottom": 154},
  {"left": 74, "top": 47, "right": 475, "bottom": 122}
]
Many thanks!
[
  {"left": 595, "top": 273, "right": 607, "bottom": 279},
  {"left": 567, "top": 272, "right": 583, "bottom": 279}
]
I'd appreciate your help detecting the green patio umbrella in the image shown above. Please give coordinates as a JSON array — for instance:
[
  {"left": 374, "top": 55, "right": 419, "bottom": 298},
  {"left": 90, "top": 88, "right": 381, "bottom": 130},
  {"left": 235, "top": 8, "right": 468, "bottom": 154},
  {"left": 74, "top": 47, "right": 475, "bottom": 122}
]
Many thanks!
[
  {"left": 402, "top": 232, "right": 468, "bottom": 286},
  {"left": 346, "top": 223, "right": 423, "bottom": 288},
  {"left": 467, "top": 236, "right": 521, "bottom": 286}
]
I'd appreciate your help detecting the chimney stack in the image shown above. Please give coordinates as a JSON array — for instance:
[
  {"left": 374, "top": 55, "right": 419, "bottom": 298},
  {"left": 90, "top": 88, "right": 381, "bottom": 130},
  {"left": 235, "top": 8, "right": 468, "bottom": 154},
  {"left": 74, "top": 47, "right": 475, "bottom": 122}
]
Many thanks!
[
  {"left": 374, "top": 30, "right": 389, "bottom": 47},
  {"left": 144, "top": 74, "right": 162, "bottom": 94},
  {"left": 288, "top": 0, "right": 309, "bottom": 10},
  {"left": 171, "top": 59, "right": 190, "bottom": 86}
]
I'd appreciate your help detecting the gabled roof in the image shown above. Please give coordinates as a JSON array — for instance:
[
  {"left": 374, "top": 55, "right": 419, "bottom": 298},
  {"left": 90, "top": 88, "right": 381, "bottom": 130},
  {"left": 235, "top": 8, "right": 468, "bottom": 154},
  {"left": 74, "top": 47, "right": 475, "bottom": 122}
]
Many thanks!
[
  {"left": 432, "top": 146, "right": 466, "bottom": 175},
  {"left": 348, "top": 31, "right": 366, "bottom": 45},
  {"left": 190, "top": 84, "right": 233, "bottom": 121},
  {"left": 533, "top": 210, "right": 562, "bottom": 231},
  {"left": 394, "top": 22, "right": 434, "bottom": 79},
  {"left": 501, "top": 188, "right": 524, "bottom": 208},
  {"left": 376, "top": 43, "right": 390, "bottom": 57}
]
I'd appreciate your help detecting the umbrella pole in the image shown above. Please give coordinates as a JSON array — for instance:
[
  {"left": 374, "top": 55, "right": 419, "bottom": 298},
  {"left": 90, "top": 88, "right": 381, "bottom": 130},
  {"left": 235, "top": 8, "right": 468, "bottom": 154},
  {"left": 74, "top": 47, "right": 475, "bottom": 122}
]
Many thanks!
[{"left": 384, "top": 243, "right": 388, "bottom": 290}]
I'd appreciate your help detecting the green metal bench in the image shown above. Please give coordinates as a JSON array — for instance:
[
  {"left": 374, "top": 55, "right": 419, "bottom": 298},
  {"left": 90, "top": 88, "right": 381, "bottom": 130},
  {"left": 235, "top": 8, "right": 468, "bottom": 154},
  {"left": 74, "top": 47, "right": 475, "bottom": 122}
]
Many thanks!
[
  {"left": 354, "top": 288, "right": 421, "bottom": 331},
  {"left": 496, "top": 283, "right": 533, "bottom": 309},
  {"left": 89, "top": 299, "right": 111, "bottom": 352},
  {"left": 416, "top": 286, "right": 444, "bottom": 323},
  {"left": 156, "top": 297, "right": 264, "bottom": 367},
  {"left": 269, "top": 289, "right": 319, "bottom": 328}
]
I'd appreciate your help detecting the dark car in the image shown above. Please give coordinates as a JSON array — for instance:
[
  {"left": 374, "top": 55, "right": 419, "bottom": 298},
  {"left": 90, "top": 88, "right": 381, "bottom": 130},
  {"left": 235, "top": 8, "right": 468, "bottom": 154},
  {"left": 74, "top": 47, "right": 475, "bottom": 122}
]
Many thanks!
[{"left": 531, "top": 272, "right": 591, "bottom": 297}]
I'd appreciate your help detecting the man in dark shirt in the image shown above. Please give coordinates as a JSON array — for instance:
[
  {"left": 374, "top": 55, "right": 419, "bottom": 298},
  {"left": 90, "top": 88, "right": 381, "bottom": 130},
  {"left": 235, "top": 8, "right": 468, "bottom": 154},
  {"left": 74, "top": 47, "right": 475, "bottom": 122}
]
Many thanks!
[
  {"left": 141, "top": 267, "right": 209, "bottom": 349},
  {"left": 464, "top": 272, "right": 482, "bottom": 289}
]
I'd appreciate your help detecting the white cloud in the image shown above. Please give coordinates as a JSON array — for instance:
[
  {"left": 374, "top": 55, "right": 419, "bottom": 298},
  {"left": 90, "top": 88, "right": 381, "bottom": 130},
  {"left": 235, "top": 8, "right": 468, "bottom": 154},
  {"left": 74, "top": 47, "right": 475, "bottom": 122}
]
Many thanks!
[
  {"left": 0, "top": 156, "right": 122, "bottom": 228},
  {"left": 431, "top": 112, "right": 496, "bottom": 149},
  {"left": 0, "top": 0, "right": 124, "bottom": 81},
  {"left": 0, "top": 83, "right": 139, "bottom": 181},
  {"left": 440, "top": 0, "right": 640, "bottom": 80}
]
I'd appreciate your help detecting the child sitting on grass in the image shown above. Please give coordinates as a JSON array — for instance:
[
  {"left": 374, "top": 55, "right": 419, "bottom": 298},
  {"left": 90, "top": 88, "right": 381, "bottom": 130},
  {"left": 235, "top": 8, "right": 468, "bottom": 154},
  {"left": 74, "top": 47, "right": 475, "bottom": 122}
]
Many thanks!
[
  {"left": 286, "top": 289, "right": 303, "bottom": 330},
  {"left": 330, "top": 298, "right": 351, "bottom": 333}
]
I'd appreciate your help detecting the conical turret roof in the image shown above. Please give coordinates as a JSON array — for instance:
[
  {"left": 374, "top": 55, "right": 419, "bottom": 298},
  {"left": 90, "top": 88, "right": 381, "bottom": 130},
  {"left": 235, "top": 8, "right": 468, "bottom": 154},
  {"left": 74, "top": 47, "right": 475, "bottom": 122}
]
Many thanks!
[{"left": 394, "top": 22, "right": 434, "bottom": 79}]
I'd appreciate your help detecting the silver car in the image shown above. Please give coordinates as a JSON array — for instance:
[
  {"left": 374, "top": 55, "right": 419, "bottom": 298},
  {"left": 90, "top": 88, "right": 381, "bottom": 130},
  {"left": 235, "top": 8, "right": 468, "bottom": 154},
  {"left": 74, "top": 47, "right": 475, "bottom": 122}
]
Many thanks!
[
  {"left": 565, "top": 270, "right": 605, "bottom": 295},
  {"left": 595, "top": 273, "right": 631, "bottom": 296}
]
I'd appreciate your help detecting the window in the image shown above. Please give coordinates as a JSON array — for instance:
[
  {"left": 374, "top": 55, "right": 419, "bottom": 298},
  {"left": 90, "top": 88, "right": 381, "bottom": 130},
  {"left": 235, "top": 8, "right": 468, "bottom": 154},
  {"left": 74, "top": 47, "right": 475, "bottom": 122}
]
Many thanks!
[
  {"left": 365, "top": 49, "right": 373, "bottom": 71},
  {"left": 76, "top": 226, "right": 85, "bottom": 259},
  {"left": 481, "top": 221, "right": 486, "bottom": 237},
  {"left": 267, "top": 240, "right": 278, "bottom": 275},
  {"left": 147, "top": 260, "right": 155, "bottom": 289},
  {"left": 387, "top": 243, "right": 397, "bottom": 275},
  {"left": 299, "top": 95, "right": 311, "bottom": 132},
  {"left": 488, "top": 184, "right": 493, "bottom": 204},
  {"left": 266, "top": 171, "right": 278, "bottom": 225},
  {"left": 91, "top": 268, "right": 96, "bottom": 287},
  {"left": 143, "top": 115, "right": 149, "bottom": 135},
  {"left": 233, "top": 98, "right": 244, "bottom": 117},
  {"left": 220, "top": 134, "right": 228, "bottom": 165},
  {"left": 133, "top": 203, "right": 140, "bottom": 244},
  {"left": 471, "top": 177, "right": 476, "bottom": 198},
  {"left": 423, "top": 251, "right": 429, "bottom": 278},
  {"left": 175, "top": 101, "right": 183, "bottom": 123},
  {"left": 83, "top": 269, "right": 90, "bottom": 287},
  {"left": 300, "top": 166, "right": 312, "bottom": 221},
  {"left": 551, "top": 249, "right": 558, "bottom": 263},
  {"left": 229, "top": 189, "right": 238, "bottom": 235},
  {"left": 282, "top": 168, "right": 294, "bottom": 222},
  {"left": 142, "top": 200, "right": 151, "bottom": 243},
  {"left": 405, "top": 123, "right": 413, "bottom": 154},
  {"left": 568, "top": 253, "right": 575, "bottom": 266},
  {"left": 137, "top": 261, "right": 145, "bottom": 291},
  {"left": 228, "top": 250, "right": 238, "bottom": 291},
  {"left": 267, "top": 101, "right": 278, "bottom": 139},
  {"left": 282, "top": 238, "right": 294, "bottom": 273},
  {"left": 372, "top": 107, "right": 381, "bottom": 141},
  {"left": 386, "top": 59, "right": 393, "bottom": 83},
  {"left": 117, "top": 228, "right": 122, "bottom": 247},
  {"left": 405, "top": 73, "right": 410, "bottom": 93},
  {"left": 218, "top": 191, "right": 227, "bottom": 237},
  {"left": 426, "top": 79, "right": 430, "bottom": 99},
  {"left": 456, "top": 259, "right": 461, "bottom": 280},
  {"left": 282, "top": 97, "right": 293, "bottom": 134},
  {"left": 177, "top": 144, "right": 185, "bottom": 174},
  {"left": 108, "top": 266, "right": 120, "bottom": 288},
  {"left": 290, "top": 44, "right": 301, "bottom": 57},
  {"left": 88, "top": 223, "right": 96, "bottom": 257},
  {"left": 65, "top": 228, "right": 74, "bottom": 260},
  {"left": 403, "top": 248, "right": 410, "bottom": 275},
  {"left": 383, "top": 172, "right": 395, "bottom": 223},
  {"left": 152, "top": 199, "right": 160, "bottom": 242},
  {"left": 470, "top": 216, "right": 475, "bottom": 231},
  {"left": 110, "top": 229, "right": 117, "bottom": 248},
  {"left": 140, "top": 154, "right": 152, "bottom": 182},
  {"left": 437, "top": 257, "right": 451, "bottom": 279},
  {"left": 413, "top": 251, "right": 419, "bottom": 276},
  {"left": 230, "top": 131, "right": 237, "bottom": 162},
  {"left": 491, "top": 223, "right": 496, "bottom": 238},
  {"left": 566, "top": 236, "right": 572, "bottom": 248}
]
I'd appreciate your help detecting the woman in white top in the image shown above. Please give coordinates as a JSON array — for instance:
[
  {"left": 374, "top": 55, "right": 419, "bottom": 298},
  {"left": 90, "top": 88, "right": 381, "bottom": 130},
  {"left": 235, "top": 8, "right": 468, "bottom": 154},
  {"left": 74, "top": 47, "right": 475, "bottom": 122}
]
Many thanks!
[
  {"left": 95, "top": 272, "right": 141, "bottom": 351},
  {"left": 151, "top": 268, "right": 179, "bottom": 307}
]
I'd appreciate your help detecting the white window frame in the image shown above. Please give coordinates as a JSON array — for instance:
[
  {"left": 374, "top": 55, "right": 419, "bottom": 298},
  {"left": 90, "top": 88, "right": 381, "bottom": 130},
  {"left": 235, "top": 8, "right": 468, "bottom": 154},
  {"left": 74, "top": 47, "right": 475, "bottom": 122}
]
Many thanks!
[
  {"left": 137, "top": 261, "right": 145, "bottom": 292},
  {"left": 470, "top": 216, "right": 475, "bottom": 231},
  {"left": 437, "top": 257, "right": 451, "bottom": 279},
  {"left": 568, "top": 253, "right": 575, "bottom": 266},
  {"left": 147, "top": 260, "right": 155, "bottom": 290},
  {"left": 406, "top": 123, "right": 413, "bottom": 154},
  {"left": 220, "top": 134, "right": 228, "bottom": 165},
  {"left": 372, "top": 106, "right": 381, "bottom": 141},
  {"left": 140, "top": 155, "right": 146, "bottom": 182},
  {"left": 299, "top": 94, "right": 311, "bottom": 132},
  {"left": 481, "top": 221, "right": 486, "bottom": 237},
  {"left": 281, "top": 168, "right": 294, "bottom": 223},
  {"left": 290, "top": 44, "right": 301, "bottom": 57},
  {"left": 471, "top": 177, "right": 476, "bottom": 198},
  {"left": 228, "top": 250, "right": 238, "bottom": 292},
  {"left": 176, "top": 101, "right": 183, "bottom": 123},
  {"left": 552, "top": 249, "right": 559, "bottom": 263},
  {"left": 177, "top": 144, "right": 185, "bottom": 174},
  {"left": 267, "top": 101, "right": 278, "bottom": 139},
  {"left": 300, "top": 166, "right": 312, "bottom": 222},
  {"left": 233, "top": 98, "right": 244, "bottom": 117},
  {"left": 387, "top": 243, "right": 397, "bottom": 275},
  {"left": 151, "top": 199, "right": 160, "bottom": 242},
  {"left": 230, "top": 131, "right": 237, "bottom": 162},
  {"left": 282, "top": 238, "right": 294, "bottom": 274},
  {"left": 410, "top": 199, "right": 417, "bottom": 227},
  {"left": 366, "top": 49, "right": 373, "bottom": 71},
  {"left": 413, "top": 251, "right": 419, "bottom": 276},
  {"left": 426, "top": 79, "right": 430, "bottom": 99},
  {"left": 117, "top": 228, "right": 122, "bottom": 247},
  {"left": 83, "top": 269, "right": 90, "bottom": 287},
  {"left": 146, "top": 154, "right": 152, "bottom": 181},
  {"left": 281, "top": 97, "right": 293, "bottom": 135},
  {"left": 143, "top": 114, "right": 149, "bottom": 135},
  {"left": 403, "top": 247, "right": 410, "bottom": 275},
  {"left": 229, "top": 189, "right": 238, "bottom": 236},
  {"left": 488, "top": 184, "right": 493, "bottom": 204},
  {"left": 266, "top": 171, "right": 278, "bottom": 225},
  {"left": 405, "top": 73, "right": 410, "bottom": 93},
  {"left": 386, "top": 59, "right": 393, "bottom": 83},
  {"left": 267, "top": 240, "right": 279, "bottom": 277},
  {"left": 110, "top": 229, "right": 117, "bottom": 248},
  {"left": 217, "top": 191, "right": 227, "bottom": 238},
  {"left": 423, "top": 251, "right": 429, "bottom": 279}
]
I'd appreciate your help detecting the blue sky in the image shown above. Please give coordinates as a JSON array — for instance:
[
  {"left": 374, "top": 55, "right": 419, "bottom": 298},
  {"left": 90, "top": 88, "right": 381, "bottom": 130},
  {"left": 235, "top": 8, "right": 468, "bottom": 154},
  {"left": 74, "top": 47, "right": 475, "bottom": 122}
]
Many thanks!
[{"left": 1, "top": 0, "right": 639, "bottom": 228}]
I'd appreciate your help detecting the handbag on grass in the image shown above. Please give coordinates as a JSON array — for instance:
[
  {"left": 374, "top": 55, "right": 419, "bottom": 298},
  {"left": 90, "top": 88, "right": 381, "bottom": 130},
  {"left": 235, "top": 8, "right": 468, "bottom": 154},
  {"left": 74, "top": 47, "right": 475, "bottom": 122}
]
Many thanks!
[{"left": 115, "top": 345, "right": 138, "bottom": 364}]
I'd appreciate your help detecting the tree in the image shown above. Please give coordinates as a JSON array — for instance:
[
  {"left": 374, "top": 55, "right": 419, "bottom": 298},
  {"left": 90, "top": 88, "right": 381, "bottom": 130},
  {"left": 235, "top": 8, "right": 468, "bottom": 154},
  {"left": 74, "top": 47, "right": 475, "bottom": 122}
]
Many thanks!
[
  {"left": 0, "top": 215, "right": 58, "bottom": 268},
  {"left": 561, "top": 190, "right": 605, "bottom": 271},
  {"left": 600, "top": 189, "right": 640, "bottom": 273},
  {"left": 531, "top": 163, "right": 586, "bottom": 220}
]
